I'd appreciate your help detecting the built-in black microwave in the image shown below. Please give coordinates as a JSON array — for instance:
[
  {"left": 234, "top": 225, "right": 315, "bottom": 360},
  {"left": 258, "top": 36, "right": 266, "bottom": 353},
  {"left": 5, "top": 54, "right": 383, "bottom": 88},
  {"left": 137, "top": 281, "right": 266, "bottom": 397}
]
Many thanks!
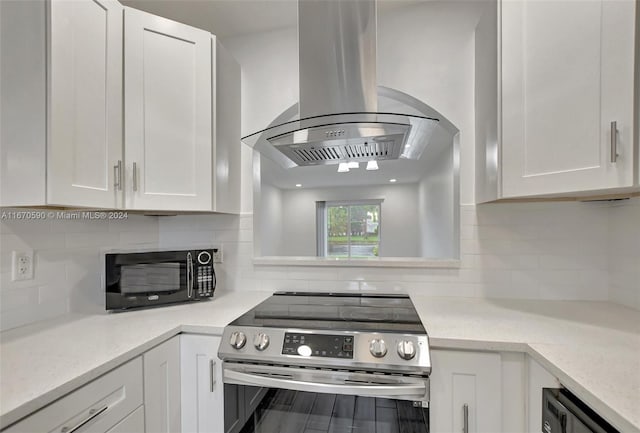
[{"left": 105, "top": 249, "right": 216, "bottom": 310}]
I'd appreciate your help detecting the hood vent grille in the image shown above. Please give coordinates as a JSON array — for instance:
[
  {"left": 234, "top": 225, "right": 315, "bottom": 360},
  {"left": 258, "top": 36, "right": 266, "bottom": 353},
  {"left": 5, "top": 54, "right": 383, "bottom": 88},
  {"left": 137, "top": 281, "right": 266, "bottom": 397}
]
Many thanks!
[
  {"left": 266, "top": 121, "right": 409, "bottom": 167},
  {"left": 345, "top": 142, "right": 394, "bottom": 159},
  {"left": 291, "top": 141, "right": 396, "bottom": 165},
  {"left": 293, "top": 147, "right": 341, "bottom": 163}
]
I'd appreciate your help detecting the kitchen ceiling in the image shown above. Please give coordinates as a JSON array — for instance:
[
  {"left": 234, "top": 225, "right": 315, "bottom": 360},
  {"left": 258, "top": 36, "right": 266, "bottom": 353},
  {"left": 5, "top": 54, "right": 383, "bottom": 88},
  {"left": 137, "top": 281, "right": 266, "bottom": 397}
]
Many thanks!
[{"left": 119, "top": 0, "right": 425, "bottom": 38}]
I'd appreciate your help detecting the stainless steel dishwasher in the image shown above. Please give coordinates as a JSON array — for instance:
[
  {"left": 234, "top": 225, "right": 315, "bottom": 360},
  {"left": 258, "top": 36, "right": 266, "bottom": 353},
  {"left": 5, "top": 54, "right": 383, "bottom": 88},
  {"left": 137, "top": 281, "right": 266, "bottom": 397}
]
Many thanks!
[{"left": 542, "top": 388, "right": 619, "bottom": 433}]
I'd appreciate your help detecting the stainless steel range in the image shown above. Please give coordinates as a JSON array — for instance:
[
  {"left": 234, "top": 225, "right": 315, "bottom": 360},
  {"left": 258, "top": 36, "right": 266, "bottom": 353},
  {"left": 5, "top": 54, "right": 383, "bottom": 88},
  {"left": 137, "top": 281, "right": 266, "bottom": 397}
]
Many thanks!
[{"left": 218, "top": 292, "right": 431, "bottom": 433}]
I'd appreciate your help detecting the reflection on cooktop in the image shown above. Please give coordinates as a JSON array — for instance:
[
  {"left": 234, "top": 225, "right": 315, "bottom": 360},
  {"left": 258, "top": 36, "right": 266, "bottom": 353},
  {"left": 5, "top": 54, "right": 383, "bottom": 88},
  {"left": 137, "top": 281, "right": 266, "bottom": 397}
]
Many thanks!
[{"left": 230, "top": 292, "right": 426, "bottom": 334}]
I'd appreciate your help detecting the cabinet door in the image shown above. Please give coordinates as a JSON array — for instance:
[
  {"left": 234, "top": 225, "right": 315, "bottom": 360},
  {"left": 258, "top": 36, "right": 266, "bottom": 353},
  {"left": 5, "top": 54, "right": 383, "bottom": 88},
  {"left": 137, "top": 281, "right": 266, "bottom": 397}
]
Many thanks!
[
  {"left": 124, "top": 7, "right": 212, "bottom": 211},
  {"left": 181, "top": 334, "right": 224, "bottom": 433},
  {"left": 47, "top": 0, "right": 123, "bottom": 208},
  {"left": 526, "top": 357, "right": 560, "bottom": 433},
  {"left": 430, "top": 350, "right": 502, "bottom": 433},
  {"left": 501, "top": 0, "right": 636, "bottom": 197},
  {"left": 143, "top": 336, "right": 181, "bottom": 433}
]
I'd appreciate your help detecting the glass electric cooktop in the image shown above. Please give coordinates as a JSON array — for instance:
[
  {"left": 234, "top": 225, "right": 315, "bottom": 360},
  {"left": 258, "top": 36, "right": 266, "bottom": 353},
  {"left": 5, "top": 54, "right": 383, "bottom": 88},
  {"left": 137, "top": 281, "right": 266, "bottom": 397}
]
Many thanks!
[{"left": 229, "top": 292, "right": 426, "bottom": 334}]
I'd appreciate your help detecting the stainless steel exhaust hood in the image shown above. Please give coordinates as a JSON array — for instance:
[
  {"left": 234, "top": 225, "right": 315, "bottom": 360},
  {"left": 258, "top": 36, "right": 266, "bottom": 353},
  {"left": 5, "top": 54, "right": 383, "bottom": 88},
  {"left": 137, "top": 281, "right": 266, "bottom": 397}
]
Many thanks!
[{"left": 242, "top": 0, "right": 440, "bottom": 169}]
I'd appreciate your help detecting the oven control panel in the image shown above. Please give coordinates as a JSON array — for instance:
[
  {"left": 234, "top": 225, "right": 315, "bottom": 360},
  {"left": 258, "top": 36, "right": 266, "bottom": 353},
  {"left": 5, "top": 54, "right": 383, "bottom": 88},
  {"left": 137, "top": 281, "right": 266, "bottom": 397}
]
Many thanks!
[{"left": 282, "top": 333, "right": 354, "bottom": 359}]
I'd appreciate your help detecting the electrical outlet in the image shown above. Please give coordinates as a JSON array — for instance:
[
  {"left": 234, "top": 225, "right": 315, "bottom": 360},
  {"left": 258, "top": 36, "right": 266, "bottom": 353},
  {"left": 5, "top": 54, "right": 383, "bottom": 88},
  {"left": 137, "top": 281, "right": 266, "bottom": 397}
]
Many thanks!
[
  {"left": 212, "top": 247, "right": 223, "bottom": 263},
  {"left": 12, "top": 250, "right": 34, "bottom": 281}
]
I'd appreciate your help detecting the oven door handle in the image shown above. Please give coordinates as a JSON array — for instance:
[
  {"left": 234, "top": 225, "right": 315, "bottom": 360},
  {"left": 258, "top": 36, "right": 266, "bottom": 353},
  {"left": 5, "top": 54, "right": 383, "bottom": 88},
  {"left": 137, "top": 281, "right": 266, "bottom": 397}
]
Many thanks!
[{"left": 223, "top": 369, "right": 427, "bottom": 398}]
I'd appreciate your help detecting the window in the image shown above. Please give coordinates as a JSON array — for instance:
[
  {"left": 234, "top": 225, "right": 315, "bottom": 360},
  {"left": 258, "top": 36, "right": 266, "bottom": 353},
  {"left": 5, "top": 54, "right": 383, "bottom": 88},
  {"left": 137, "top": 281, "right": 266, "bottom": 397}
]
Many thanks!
[{"left": 317, "top": 200, "right": 381, "bottom": 258}]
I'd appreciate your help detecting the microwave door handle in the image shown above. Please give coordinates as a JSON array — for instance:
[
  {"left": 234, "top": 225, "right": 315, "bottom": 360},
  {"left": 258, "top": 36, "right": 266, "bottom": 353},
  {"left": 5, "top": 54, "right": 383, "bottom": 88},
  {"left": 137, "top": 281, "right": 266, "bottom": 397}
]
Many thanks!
[
  {"left": 223, "top": 369, "right": 427, "bottom": 398},
  {"left": 186, "top": 252, "right": 193, "bottom": 298}
]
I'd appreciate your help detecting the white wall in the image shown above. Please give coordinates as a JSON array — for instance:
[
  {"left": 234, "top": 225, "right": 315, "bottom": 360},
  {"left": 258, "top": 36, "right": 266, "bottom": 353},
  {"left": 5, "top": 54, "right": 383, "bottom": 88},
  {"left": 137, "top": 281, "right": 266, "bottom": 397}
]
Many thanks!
[
  {"left": 1, "top": 197, "right": 634, "bottom": 333},
  {"left": 158, "top": 200, "right": 615, "bottom": 302},
  {"left": 212, "top": 1, "right": 637, "bottom": 308},
  {"left": 226, "top": 0, "right": 481, "bottom": 259},
  {"left": 0, "top": 213, "right": 159, "bottom": 331},
  {"left": 223, "top": 27, "right": 298, "bottom": 139},
  {"left": 259, "top": 182, "right": 284, "bottom": 256},
  {"left": 272, "top": 183, "right": 421, "bottom": 257},
  {"left": 377, "top": 1, "right": 487, "bottom": 204},
  {"left": 608, "top": 198, "right": 640, "bottom": 310},
  {"left": 418, "top": 138, "right": 457, "bottom": 258},
  {"left": 223, "top": 1, "right": 488, "bottom": 205}
]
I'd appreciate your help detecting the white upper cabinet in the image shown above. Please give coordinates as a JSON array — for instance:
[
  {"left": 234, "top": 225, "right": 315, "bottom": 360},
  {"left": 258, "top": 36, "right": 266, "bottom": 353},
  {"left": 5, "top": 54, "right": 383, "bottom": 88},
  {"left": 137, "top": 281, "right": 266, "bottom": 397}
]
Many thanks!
[
  {"left": 48, "top": 0, "right": 124, "bottom": 208},
  {"left": 500, "top": 0, "right": 636, "bottom": 198},
  {"left": 0, "top": 0, "right": 123, "bottom": 208},
  {"left": 124, "top": 7, "right": 212, "bottom": 211}
]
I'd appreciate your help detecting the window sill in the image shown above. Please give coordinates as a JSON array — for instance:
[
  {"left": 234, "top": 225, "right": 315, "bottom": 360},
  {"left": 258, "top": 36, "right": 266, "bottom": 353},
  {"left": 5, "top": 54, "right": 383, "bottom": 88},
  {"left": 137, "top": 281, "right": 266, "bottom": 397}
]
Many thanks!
[{"left": 253, "top": 256, "right": 461, "bottom": 268}]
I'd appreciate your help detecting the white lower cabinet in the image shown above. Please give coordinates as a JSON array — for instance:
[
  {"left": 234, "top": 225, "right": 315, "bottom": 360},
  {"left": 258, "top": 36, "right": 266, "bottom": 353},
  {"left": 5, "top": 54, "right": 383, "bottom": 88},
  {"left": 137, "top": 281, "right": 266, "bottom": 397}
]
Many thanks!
[
  {"left": 430, "top": 349, "right": 502, "bottom": 433},
  {"left": 526, "top": 356, "right": 560, "bottom": 433},
  {"left": 143, "top": 336, "right": 182, "bottom": 433},
  {"left": 181, "top": 334, "right": 224, "bottom": 433},
  {"left": 106, "top": 406, "right": 145, "bottom": 433},
  {"left": 3, "top": 357, "right": 143, "bottom": 433}
]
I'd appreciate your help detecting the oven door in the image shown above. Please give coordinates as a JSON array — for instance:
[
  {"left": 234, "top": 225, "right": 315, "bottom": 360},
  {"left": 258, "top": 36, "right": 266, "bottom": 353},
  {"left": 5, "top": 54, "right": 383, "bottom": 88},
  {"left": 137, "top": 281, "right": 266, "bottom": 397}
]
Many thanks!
[{"left": 223, "top": 362, "right": 430, "bottom": 433}]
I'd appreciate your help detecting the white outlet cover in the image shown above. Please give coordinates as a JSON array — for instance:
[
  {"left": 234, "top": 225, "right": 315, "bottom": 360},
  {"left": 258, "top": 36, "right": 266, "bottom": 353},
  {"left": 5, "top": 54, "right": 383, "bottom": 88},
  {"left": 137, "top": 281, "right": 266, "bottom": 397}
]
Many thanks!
[
  {"left": 213, "top": 247, "right": 223, "bottom": 263},
  {"left": 12, "top": 250, "right": 34, "bottom": 281}
]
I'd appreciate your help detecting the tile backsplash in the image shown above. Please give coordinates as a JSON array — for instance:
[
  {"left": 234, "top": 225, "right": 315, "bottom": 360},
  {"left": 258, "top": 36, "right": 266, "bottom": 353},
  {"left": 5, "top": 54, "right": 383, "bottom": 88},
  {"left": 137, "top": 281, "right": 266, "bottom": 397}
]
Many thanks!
[
  {"left": 0, "top": 212, "right": 159, "bottom": 330},
  {"left": 159, "top": 201, "right": 614, "bottom": 302},
  {"left": 607, "top": 198, "right": 640, "bottom": 310},
  {"left": 1, "top": 198, "right": 638, "bottom": 331}
]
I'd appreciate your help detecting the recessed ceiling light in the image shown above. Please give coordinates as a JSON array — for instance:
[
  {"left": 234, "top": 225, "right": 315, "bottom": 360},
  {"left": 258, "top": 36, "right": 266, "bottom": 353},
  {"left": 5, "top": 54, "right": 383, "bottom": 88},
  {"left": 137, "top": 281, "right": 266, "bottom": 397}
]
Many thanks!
[
  {"left": 347, "top": 161, "right": 360, "bottom": 169},
  {"left": 295, "top": 184, "right": 302, "bottom": 187},
  {"left": 338, "top": 163, "right": 350, "bottom": 173},
  {"left": 389, "top": 178, "right": 397, "bottom": 183},
  {"left": 366, "top": 161, "right": 379, "bottom": 170}
]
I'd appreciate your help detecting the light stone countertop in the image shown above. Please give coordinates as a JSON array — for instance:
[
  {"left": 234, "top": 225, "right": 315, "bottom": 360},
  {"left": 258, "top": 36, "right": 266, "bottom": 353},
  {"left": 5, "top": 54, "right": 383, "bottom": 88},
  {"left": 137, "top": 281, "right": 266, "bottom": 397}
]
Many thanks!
[
  {"left": 0, "top": 290, "right": 272, "bottom": 429},
  {"left": 1, "top": 291, "right": 639, "bottom": 432},
  {"left": 408, "top": 294, "right": 640, "bottom": 433}
]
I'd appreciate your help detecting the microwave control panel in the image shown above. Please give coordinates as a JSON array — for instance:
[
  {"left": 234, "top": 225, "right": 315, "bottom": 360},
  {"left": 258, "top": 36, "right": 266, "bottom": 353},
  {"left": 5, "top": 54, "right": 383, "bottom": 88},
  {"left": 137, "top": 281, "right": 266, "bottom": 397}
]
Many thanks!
[
  {"left": 282, "top": 333, "right": 354, "bottom": 359},
  {"left": 196, "top": 250, "right": 215, "bottom": 297}
]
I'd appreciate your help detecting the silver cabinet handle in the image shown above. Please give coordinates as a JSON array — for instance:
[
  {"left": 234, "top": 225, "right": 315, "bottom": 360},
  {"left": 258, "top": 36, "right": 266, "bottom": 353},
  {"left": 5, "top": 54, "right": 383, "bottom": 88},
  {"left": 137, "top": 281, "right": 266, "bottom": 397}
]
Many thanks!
[
  {"left": 132, "top": 162, "right": 138, "bottom": 192},
  {"left": 463, "top": 403, "right": 469, "bottom": 433},
  {"left": 113, "top": 160, "right": 123, "bottom": 191},
  {"left": 210, "top": 359, "right": 216, "bottom": 392},
  {"left": 611, "top": 121, "right": 618, "bottom": 163},
  {"left": 60, "top": 405, "right": 108, "bottom": 433}
]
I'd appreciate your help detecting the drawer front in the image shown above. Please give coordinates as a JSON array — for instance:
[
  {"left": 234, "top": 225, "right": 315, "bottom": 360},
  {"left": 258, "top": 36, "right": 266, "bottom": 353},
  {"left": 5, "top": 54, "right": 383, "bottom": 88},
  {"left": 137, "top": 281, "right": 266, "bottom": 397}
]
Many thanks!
[
  {"left": 4, "top": 357, "right": 143, "bottom": 433},
  {"left": 105, "top": 406, "right": 144, "bottom": 433}
]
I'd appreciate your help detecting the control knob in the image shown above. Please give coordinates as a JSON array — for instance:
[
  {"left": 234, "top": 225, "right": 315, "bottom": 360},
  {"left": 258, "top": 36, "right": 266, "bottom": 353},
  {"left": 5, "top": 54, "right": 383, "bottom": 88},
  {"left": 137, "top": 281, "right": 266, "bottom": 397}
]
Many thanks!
[
  {"left": 229, "top": 331, "right": 246, "bottom": 349},
  {"left": 254, "top": 332, "right": 270, "bottom": 351},
  {"left": 369, "top": 338, "right": 387, "bottom": 358},
  {"left": 397, "top": 340, "right": 416, "bottom": 360}
]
